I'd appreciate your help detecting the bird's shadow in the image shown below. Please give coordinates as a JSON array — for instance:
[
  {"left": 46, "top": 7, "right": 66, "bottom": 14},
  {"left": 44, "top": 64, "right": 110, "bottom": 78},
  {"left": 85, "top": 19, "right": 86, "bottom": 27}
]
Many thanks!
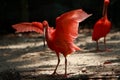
[{"left": 22, "top": 73, "right": 92, "bottom": 80}]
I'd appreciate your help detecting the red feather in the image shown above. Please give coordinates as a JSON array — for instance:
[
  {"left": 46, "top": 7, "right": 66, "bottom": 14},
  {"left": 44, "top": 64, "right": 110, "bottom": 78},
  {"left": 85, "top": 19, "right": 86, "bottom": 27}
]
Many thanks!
[
  {"left": 56, "top": 9, "right": 92, "bottom": 42},
  {"left": 54, "top": 9, "right": 92, "bottom": 56},
  {"left": 56, "top": 9, "right": 91, "bottom": 41},
  {"left": 92, "top": 17, "right": 111, "bottom": 41},
  {"left": 43, "top": 9, "right": 92, "bottom": 57},
  {"left": 92, "top": 0, "right": 111, "bottom": 51},
  {"left": 12, "top": 9, "right": 92, "bottom": 77},
  {"left": 42, "top": 9, "right": 92, "bottom": 77},
  {"left": 12, "top": 22, "right": 44, "bottom": 34}
]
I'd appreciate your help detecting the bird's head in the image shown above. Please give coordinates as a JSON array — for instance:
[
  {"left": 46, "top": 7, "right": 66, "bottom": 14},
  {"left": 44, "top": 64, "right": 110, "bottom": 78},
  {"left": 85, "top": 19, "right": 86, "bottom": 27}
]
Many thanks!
[
  {"left": 42, "top": 20, "right": 49, "bottom": 28},
  {"left": 104, "top": 0, "right": 110, "bottom": 5},
  {"left": 42, "top": 20, "right": 49, "bottom": 46}
]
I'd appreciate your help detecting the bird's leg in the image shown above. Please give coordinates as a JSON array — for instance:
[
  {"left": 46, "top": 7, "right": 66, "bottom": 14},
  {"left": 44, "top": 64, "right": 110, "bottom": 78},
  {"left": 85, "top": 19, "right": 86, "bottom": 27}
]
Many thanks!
[
  {"left": 95, "top": 41, "right": 103, "bottom": 52},
  {"left": 52, "top": 53, "right": 60, "bottom": 75},
  {"left": 104, "top": 37, "right": 111, "bottom": 52},
  {"left": 96, "top": 41, "right": 99, "bottom": 51},
  {"left": 43, "top": 27, "right": 46, "bottom": 47},
  {"left": 104, "top": 37, "right": 107, "bottom": 49},
  {"left": 64, "top": 56, "right": 67, "bottom": 77},
  {"left": 43, "top": 36, "right": 46, "bottom": 47},
  {"left": 96, "top": 41, "right": 101, "bottom": 52}
]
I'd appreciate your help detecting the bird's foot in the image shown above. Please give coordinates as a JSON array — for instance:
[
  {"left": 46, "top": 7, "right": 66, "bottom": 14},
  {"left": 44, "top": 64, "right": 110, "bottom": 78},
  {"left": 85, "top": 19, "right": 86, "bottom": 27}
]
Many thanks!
[
  {"left": 51, "top": 71, "right": 73, "bottom": 78},
  {"left": 63, "top": 74, "right": 67, "bottom": 78},
  {"left": 51, "top": 72, "right": 71, "bottom": 78},
  {"left": 58, "top": 73, "right": 70, "bottom": 78},
  {"left": 51, "top": 72, "right": 59, "bottom": 76},
  {"left": 92, "top": 49, "right": 103, "bottom": 52},
  {"left": 104, "top": 48, "right": 112, "bottom": 52},
  {"left": 96, "top": 49, "right": 103, "bottom": 52}
]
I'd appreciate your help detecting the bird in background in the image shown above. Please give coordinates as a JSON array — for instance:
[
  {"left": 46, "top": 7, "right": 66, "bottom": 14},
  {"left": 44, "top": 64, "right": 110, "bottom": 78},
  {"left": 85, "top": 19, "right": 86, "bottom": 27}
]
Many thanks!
[
  {"left": 92, "top": 0, "right": 111, "bottom": 52},
  {"left": 12, "top": 9, "right": 92, "bottom": 77},
  {"left": 12, "top": 22, "right": 46, "bottom": 46}
]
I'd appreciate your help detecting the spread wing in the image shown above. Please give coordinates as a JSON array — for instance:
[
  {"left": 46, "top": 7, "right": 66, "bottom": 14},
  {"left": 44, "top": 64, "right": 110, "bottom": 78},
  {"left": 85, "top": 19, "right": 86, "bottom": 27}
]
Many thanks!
[
  {"left": 55, "top": 9, "right": 92, "bottom": 42},
  {"left": 12, "top": 22, "right": 44, "bottom": 34}
]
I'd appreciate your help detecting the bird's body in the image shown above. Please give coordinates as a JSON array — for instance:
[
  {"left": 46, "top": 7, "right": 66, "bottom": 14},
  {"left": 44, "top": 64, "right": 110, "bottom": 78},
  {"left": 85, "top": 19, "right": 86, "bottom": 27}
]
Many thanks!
[
  {"left": 92, "top": 17, "right": 111, "bottom": 41},
  {"left": 12, "top": 9, "right": 92, "bottom": 77},
  {"left": 43, "top": 20, "right": 80, "bottom": 57},
  {"left": 92, "top": 0, "right": 111, "bottom": 51}
]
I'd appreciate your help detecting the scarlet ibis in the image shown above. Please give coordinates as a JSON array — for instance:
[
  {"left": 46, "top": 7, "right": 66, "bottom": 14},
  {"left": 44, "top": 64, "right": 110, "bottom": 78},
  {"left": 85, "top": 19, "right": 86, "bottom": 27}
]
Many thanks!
[
  {"left": 12, "top": 9, "right": 92, "bottom": 77},
  {"left": 92, "top": 0, "right": 111, "bottom": 51}
]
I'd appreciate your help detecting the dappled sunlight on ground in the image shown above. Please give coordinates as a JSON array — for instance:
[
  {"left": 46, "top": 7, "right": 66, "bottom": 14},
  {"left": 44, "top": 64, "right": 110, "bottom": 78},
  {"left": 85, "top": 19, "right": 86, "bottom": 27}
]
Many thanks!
[{"left": 0, "top": 30, "right": 120, "bottom": 79}]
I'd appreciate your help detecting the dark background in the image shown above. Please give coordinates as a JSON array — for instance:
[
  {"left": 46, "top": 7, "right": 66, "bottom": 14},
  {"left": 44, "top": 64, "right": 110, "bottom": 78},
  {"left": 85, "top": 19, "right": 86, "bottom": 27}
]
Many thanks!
[{"left": 0, "top": 0, "right": 120, "bottom": 34}]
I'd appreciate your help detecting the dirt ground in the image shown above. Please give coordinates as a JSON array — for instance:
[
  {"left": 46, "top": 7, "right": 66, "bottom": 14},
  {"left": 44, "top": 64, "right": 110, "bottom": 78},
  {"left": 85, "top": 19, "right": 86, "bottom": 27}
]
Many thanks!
[{"left": 0, "top": 29, "right": 120, "bottom": 80}]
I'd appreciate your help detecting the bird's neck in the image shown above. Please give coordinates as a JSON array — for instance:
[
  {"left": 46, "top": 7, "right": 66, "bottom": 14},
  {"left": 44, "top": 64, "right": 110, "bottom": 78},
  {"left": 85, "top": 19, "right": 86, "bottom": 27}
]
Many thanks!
[
  {"left": 102, "top": 1, "right": 109, "bottom": 18},
  {"left": 45, "top": 26, "right": 54, "bottom": 42},
  {"left": 45, "top": 26, "right": 49, "bottom": 40}
]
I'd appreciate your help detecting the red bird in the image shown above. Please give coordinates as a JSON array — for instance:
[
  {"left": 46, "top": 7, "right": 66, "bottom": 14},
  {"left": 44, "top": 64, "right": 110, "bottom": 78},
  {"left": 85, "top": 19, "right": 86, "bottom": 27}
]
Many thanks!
[
  {"left": 92, "top": 0, "right": 111, "bottom": 52},
  {"left": 12, "top": 22, "right": 46, "bottom": 46},
  {"left": 12, "top": 9, "right": 92, "bottom": 77}
]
